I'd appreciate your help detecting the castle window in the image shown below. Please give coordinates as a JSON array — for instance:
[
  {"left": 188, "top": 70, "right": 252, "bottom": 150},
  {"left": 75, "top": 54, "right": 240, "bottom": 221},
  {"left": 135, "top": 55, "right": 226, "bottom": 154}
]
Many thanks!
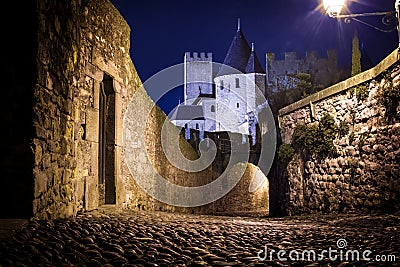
[
  {"left": 237, "top": 103, "right": 240, "bottom": 108},
  {"left": 220, "top": 80, "right": 224, "bottom": 89},
  {"left": 196, "top": 123, "right": 199, "bottom": 130},
  {"left": 236, "top": 78, "right": 240, "bottom": 88},
  {"left": 211, "top": 105, "right": 215, "bottom": 112}
]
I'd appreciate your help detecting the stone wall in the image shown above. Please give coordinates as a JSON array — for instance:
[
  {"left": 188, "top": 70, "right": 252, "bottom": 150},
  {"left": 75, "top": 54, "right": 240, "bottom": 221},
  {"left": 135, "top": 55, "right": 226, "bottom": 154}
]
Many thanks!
[
  {"left": 215, "top": 162, "right": 269, "bottom": 213},
  {"left": 123, "top": 92, "right": 269, "bottom": 214},
  {"left": 214, "top": 74, "right": 256, "bottom": 134},
  {"left": 31, "top": 0, "right": 139, "bottom": 219},
  {"left": 6, "top": 0, "right": 269, "bottom": 219},
  {"left": 122, "top": 91, "right": 215, "bottom": 213},
  {"left": 278, "top": 50, "right": 400, "bottom": 215},
  {"left": 266, "top": 50, "right": 340, "bottom": 92}
]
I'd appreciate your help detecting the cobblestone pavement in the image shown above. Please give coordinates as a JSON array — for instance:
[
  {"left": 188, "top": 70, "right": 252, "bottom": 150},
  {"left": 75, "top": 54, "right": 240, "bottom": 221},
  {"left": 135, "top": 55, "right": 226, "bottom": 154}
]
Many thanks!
[{"left": 0, "top": 209, "right": 399, "bottom": 267}]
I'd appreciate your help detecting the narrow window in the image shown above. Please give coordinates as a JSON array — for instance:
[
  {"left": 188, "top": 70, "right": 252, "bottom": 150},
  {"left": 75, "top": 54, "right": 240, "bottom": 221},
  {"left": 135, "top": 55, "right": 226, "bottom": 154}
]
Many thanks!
[
  {"left": 220, "top": 80, "right": 224, "bottom": 89},
  {"left": 237, "top": 103, "right": 240, "bottom": 108},
  {"left": 211, "top": 105, "right": 215, "bottom": 112},
  {"left": 196, "top": 123, "right": 199, "bottom": 130},
  {"left": 236, "top": 78, "right": 240, "bottom": 88}
]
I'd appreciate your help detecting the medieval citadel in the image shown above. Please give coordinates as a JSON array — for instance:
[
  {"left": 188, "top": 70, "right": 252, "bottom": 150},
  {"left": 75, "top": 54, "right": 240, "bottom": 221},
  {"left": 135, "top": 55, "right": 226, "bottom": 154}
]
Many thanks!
[
  {"left": 1, "top": 0, "right": 399, "bottom": 222},
  {"left": 170, "top": 20, "right": 342, "bottom": 143},
  {"left": 169, "top": 20, "right": 346, "bottom": 174}
]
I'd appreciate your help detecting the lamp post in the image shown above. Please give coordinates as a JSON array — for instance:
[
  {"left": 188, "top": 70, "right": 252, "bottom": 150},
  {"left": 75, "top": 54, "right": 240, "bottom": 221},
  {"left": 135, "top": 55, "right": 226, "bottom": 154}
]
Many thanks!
[{"left": 323, "top": 0, "right": 400, "bottom": 48}]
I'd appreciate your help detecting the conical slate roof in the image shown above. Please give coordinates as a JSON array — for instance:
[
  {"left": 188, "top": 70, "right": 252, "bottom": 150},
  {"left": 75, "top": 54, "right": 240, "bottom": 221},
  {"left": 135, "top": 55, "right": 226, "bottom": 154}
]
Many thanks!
[
  {"left": 216, "top": 28, "right": 251, "bottom": 77},
  {"left": 216, "top": 22, "right": 265, "bottom": 77},
  {"left": 245, "top": 43, "right": 265, "bottom": 74}
]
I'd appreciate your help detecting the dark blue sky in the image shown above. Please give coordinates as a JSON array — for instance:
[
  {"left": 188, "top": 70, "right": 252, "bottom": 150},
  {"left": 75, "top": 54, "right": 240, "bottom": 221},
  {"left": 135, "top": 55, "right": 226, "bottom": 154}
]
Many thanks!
[{"left": 110, "top": 0, "right": 398, "bottom": 114}]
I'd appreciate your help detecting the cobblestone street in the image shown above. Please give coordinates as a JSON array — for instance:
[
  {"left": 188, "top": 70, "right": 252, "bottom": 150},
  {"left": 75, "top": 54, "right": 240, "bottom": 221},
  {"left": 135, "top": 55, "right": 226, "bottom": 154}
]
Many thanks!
[{"left": 0, "top": 210, "right": 399, "bottom": 267}]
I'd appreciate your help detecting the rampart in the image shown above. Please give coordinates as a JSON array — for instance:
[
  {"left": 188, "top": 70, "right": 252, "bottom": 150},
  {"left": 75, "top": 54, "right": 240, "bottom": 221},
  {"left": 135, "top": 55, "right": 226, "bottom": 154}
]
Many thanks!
[
  {"left": 267, "top": 50, "right": 340, "bottom": 91},
  {"left": 278, "top": 50, "right": 400, "bottom": 215}
]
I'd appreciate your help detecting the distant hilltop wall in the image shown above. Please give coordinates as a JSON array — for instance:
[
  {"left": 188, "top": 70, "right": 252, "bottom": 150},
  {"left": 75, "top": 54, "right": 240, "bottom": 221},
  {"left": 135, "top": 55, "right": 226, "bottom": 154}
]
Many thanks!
[
  {"left": 277, "top": 50, "right": 400, "bottom": 215},
  {"left": 266, "top": 50, "right": 340, "bottom": 92}
]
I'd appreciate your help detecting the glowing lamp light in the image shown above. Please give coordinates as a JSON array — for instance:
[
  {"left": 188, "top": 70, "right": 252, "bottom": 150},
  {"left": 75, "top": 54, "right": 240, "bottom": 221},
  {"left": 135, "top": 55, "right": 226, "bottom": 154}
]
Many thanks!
[
  {"left": 323, "top": 0, "right": 346, "bottom": 17},
  {"left": 322, "top": 0, "right": 400, "bottom": 48}
]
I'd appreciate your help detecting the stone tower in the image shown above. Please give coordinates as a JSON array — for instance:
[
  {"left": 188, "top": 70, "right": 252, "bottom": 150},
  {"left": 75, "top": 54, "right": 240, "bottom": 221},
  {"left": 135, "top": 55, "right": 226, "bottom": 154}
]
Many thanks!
[
  {"left": 214, "top": 21, "right": 266, "bottom": 135},
  {"left": 184, "top": 52, "right": 213, "bottom": 105}
]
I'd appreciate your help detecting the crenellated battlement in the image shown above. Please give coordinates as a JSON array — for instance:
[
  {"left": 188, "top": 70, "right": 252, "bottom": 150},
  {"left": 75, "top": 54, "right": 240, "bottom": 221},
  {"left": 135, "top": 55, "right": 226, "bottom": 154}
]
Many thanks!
[
  {"left": 185, "top": 52, "right": 213, "bottom": 62},
  {"left": 285, "top": 52, "right": 297, "bottom": 61},
  {"left": 266, "top": 50, "right": 337, "bottom": 64},
  {"left": 305, "top": 50, "right": 318, "bottom": 60},
  {"left": 327, "top": 49, "right": 337, "bottom": 60},
  {"left": 266, "top": 52, "right": 275, "bottom": 61},
  {"left": 266, "top": 49, "right": 341, "bottom": 90}
]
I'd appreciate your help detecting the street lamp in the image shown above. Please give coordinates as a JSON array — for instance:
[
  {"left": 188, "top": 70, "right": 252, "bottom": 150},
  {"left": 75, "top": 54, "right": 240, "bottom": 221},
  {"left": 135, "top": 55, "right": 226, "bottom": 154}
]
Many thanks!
[
  {"left": 323, "top": 0, "right": 400, "bottom": 47},
  {"left": 324, "top": 0, "right": 345, "bottom": 18}
]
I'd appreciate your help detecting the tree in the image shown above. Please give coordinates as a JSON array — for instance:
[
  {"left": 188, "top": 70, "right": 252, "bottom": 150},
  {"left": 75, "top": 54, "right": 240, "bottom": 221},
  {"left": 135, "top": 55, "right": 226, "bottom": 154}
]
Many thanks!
[
  {"left": 351, "top": 31, "right": 361, "bottom": 77},
  {"left": 269, "top": 73, "right": 323, "bottom": 114}
]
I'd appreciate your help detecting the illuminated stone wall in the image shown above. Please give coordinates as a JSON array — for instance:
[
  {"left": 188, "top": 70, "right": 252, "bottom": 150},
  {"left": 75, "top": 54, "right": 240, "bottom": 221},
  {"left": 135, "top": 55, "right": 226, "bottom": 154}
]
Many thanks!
[
  {"left": 278, "top": 50, "right": 400, "bottom": 215},
  {"left": 8, "top": 0, "right": 270, "bottom": 219},
  {"left": 31, "top": 0, "right": 139, "bottom": 219},
  {"left": 215, "top": 162, "right": 269, "bottom": 213}
]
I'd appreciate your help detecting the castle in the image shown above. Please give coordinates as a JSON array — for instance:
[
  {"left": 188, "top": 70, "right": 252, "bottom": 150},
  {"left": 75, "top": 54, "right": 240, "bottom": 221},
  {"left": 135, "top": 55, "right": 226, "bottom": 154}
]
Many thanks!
[
  {"left": 169, "top": 20, "right": 341, "bottom": 142},
  {"left": 169, "top": 21, "right": 267, "bottom": 144}
]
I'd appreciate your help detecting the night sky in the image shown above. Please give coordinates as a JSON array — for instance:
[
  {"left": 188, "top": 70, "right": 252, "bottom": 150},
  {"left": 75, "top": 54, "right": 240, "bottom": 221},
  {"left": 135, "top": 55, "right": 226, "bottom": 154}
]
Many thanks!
[{"left": 110, "top": 0, "right": 398, "bottom": 115}]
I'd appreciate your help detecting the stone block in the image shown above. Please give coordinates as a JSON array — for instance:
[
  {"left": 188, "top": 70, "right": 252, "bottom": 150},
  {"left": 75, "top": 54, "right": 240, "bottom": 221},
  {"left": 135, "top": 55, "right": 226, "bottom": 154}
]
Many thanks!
[
  {"left": 85, "top": 108, "right": 99, "bottom": 142},
  {"left": 90, "top": 142, "right": 99, "bottom": 177},
  {"left": 93, "top": 81, "right": 100, "bottom": 110},
  {"left": 85, "top": 176, "right": 98, "bottom": 211},
  {"left": 115, "top": 92, "right": 123, "bottom": 147},
  {"left": 92, "top": 48, "right": 124, "bottom": 84},
  {"left": 33, "top": 169, "right": 49, "bottom": 198},
  {"left": 85, "top": 62, "right": 103, "bottom": 81},
  {"left": 115, "top": 145, "right": 123, "bottom": 207},
  {"left": 74, "top": 177, "right": 85, "bottom": 204}
]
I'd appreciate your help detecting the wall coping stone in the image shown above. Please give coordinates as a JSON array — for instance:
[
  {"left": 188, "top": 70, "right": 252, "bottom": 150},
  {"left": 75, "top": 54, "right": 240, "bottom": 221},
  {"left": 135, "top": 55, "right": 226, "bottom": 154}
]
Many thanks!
[{"left": 278, "top": 48, "right": 400, "bottom": 116}]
